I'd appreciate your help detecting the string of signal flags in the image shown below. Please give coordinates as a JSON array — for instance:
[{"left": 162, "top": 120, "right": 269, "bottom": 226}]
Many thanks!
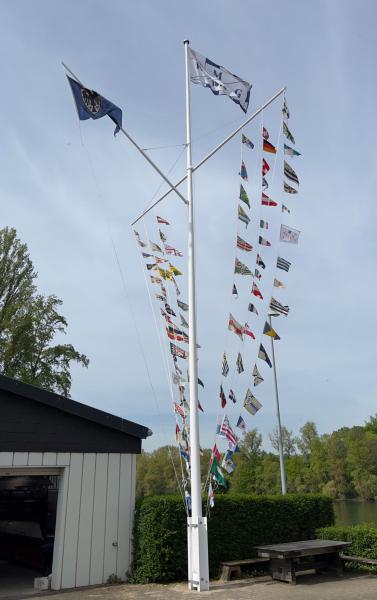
[
  {"left": 60, "top": 55, "right": 301, "bottom": 515},
  {"left": 208, "top": 96, "right": 302, "bottom": 507},
  {"left": 133, "top": 218, "right": 204, "bottom": 512}
]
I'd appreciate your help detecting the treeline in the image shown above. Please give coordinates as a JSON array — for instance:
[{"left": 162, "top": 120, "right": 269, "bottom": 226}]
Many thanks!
[{"left": 136, "top": 417, "right": 377, "bottom": 501}]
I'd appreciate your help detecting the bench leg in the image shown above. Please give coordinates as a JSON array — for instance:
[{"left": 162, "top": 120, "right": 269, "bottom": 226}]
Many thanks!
[
  {"left": 232, "top": 566, "right": 242, "bottom": 580},
  {"left": 326, "top": 552, "right": 343, "bottom": 577},
  {"left": 270, "top": 558, "right": 296, "bottom": 585},
  {"left": 219, "top": 565, "right": 242, "bottom": 581},
  {"left": 219, "top": 566, "right": 231, "bottom": 582}
]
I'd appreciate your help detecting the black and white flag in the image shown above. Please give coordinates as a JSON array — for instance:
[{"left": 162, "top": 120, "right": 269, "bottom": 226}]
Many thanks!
[
  {"left": 277, "top": 257, "right": 291, "bottom": 272},
  {"left": 222, "top": 353, "right": 229, "bottom": 377},
  {"left": 270, "top": 297, "right": 290, "bottom": 317},
  {"left": 188, "top": 47, "right": 252, "bottom": 113}
]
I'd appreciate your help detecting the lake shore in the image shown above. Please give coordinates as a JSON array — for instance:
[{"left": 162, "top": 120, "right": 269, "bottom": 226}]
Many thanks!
[{"left": 334, "top": 500, "right": 377, "bottom": 526}]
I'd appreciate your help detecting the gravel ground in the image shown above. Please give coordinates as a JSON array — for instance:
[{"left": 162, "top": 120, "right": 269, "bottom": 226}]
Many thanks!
[{"left": 18, "top": 572, "right": 377, "bottom": 600}]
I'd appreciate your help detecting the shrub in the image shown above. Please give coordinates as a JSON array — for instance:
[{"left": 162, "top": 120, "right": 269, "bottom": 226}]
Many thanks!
[
  {"left": 317, "top": 524, "right": 377, "bottom": 559},
  {"left": 131, "top": 494, "right": 334, "bottom": 583}
]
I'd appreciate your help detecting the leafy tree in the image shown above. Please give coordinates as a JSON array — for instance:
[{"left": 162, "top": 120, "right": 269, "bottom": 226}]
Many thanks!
[
  {"left": 231, "top": 430, "right": 263, "bottom": 494},
  {"left": 364, "top": 415, "right": 377, "bottom": 434},
  {"left": 324, "top": 430, "right": 351, "bottom": 498},
  {"left": 269, "top": 425, "right": 296, "bottom": 457},
  {"left": 240, "top": 429, "right": 263, "bottom": 460},
  {"left": 0, "top": 227, "right": 36, "bottom": 332},
  {"left": 296, "top": 421, "right": 319, "bottom": 459},
  {"left": 0, "top": 227, "right": 88, "bottom": 396},
  {"left": 136, "top": 446, "right": 184, "bottom": 497},
  {"left": 137, "top": 417, "right": 377, "bottom": 499}
]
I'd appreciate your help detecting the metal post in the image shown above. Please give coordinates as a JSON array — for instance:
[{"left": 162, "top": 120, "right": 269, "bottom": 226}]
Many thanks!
[
  {"left": 269, "top": 314, "right": 287, "bottom": 495},
  {"left": 184, "top": 39, "right": 209, "bottom": 592}
]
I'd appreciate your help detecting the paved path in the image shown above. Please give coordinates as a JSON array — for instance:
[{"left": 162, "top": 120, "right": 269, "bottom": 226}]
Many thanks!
[{"left": 20, "top": 572, "right": 377, "bottom": 600}]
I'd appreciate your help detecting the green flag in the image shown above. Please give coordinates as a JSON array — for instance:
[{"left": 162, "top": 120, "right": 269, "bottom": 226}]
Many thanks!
[
  {"left": 239, "top": 184, "right": 250, "bottom": 208},
  {"left": 210, "top": 457, "right": 227, "bottom": 487}
]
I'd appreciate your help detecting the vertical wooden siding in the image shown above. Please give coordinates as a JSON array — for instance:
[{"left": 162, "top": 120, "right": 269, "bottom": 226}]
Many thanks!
[{"left": 0, "top": 451, "right": 136, "bottom": 589}]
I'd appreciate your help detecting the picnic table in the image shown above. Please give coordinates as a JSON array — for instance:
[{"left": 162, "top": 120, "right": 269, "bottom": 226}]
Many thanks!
[{"left": 256, "top": 539, "right": 350, "bottom": 584}]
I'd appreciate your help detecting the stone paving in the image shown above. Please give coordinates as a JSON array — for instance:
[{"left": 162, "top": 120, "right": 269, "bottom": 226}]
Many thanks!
[{"left": 19, "top": 572, "right": 377, "bottom": 600}]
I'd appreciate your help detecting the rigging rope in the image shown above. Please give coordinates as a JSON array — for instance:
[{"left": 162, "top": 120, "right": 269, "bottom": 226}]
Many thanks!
[{"left": 75, "top": 125, "right": 187, "bottom": 504}]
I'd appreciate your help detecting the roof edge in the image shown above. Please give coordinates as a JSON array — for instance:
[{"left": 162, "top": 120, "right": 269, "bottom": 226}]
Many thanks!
[{"left": 0, "top": 374, "right": 151, "bottom": 440}]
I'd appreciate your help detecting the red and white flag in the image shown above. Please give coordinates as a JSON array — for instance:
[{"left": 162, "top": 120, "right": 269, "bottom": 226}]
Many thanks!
[
  {"left": 165, "top": 245, "right": 183, "bottom": 257},
  {"left": 263, "top": 127, "right": 269, "bottom": 140},
  {"left": 157, "top": 216, "right": 170, "bottom": 225},
  {"left": 228, "top": 313, "right": 244, "bottom": 340},
  {"left": 211, "top": 444, "right": 221, "bottom": 464},
  {"left": 261, "top": 193, "right": 278, "bottom": 207},
  {"left": 243, "top": 323, "right": 256, "bottom": 339},
  {"left": 173, "top": 402, "right": 185, "bottom": 417},
  {"left": 252, "top": 282, "right": 263, "bottom": 300},
  {"left": 262, "top": 158, "right": 270, "bottom": 176},
  {"left": 220, "top": 416, "right": 238, "bottom": 446}
]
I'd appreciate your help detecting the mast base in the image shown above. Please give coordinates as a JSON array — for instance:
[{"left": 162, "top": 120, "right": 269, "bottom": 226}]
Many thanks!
[{"left": 187, "top": 516, "right": 209, "bottom": 591}]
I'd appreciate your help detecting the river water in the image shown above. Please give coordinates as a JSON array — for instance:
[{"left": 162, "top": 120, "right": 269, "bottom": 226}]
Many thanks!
[{"left": 334, "top": 500, "right": 377, "bottom": 526}]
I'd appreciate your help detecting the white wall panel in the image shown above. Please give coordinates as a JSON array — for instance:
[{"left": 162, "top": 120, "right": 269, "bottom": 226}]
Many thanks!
[
  {"left": 89, "top": 453, "right": 108, "bottom": 585},
  {"left": 0, "top": 452, "right": 69, "bottom": 468},
  {"left": 0, "top": 452, "right": 14, "bottom": 466},
  {"left": 43, "top": 452, "right": 58, "bottom": 466},
  {"left": 75, "top": 453, "right": 96, "bottom": 587},
  {"left": 51, "top": 466, "right": 69, "bottom": 590},
  {"left": 57, "top": 453, "right": 70, "bottom": 466},
  {"left": 60, "top": 453, "right": 83, "bottom": 589},
  {"left": 27, "top": 452, "right": 43, "bottom": 466},
  {"left": 117, "top": 454, "right": 134, "bottom": 580},
  {"left": 13, "top": 452, "right": 28, "bottom": 466},
  {"left": 103, "top": 454, "right": 120, "bottom": 581}
]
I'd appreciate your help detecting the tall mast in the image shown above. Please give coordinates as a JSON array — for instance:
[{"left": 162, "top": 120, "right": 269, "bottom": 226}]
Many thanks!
[
  {"left": 269, "top": 314, "right": 287, "bottom": 494},
  {"left": 184, "top": 39, "right": 209, "bottom": 592}
]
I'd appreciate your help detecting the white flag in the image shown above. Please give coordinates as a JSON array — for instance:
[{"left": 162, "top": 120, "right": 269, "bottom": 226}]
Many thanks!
[
  {"left": 188, "top": 47, "right": 252, "bottom": 113},
  {"left": 280, "top": 224, "right": 300, "bottom": 244},
  {"left": 172, "top": 372, "right": 185, "bottom": 386},
  {"left": 243, "top": 389, "right": 262, "bottom": 416}
]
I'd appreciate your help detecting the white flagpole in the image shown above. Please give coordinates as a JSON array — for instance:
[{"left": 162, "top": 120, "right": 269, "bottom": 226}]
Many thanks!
[
  {"left": 184, "top": 39, "right": 209, "bottom": 592},
  {"left": 269, "top": 314, "right": 287, "bottom": 495}
]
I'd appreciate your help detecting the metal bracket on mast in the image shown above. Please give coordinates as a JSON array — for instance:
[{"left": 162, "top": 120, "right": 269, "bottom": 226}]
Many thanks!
[
  {"left": 131, "top": 85, "right": 286, "bottom": 226},
  {"left": 62, "top": 62, "right": 188, "bottom": 208}
]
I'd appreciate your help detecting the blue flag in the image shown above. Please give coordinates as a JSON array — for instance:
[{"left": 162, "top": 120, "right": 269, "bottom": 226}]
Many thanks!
[{"left": 67, "top": 76, "right": 122, "bottom": 136}]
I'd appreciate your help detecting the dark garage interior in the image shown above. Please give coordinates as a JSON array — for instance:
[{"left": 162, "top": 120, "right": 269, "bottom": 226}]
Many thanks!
[{"left": 0, "top": 475, "right": 58, "bottom": 596}]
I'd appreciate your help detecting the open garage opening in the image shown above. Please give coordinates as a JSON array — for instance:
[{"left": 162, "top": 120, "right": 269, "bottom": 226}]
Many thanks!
[{"left": 0, "top": 474, "right": 58, "bottom": 598}]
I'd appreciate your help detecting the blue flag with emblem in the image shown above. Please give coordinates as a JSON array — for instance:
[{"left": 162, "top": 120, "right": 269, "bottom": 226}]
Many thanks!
[{"left": 66, "top": 75, "right": 122, "bottom": 136}]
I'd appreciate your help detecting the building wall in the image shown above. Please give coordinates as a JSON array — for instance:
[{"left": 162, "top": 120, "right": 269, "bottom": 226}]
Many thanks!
[
  {"left": 0, "top": 451, "right": 136, "bottom": 590},
  {"left": 0, "top": 391, "right": 142, "bottom": 453}
]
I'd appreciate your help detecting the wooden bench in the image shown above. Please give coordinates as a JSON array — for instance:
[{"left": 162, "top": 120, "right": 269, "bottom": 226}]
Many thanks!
[
  {"left": 219, "top": 557, "right": 270, "bottom": 581},
  {"left": 256, "top": 539, "right": 351, "bottom": 585},
  {"left": 342, "top": 554, "right": 377, "bottom": 566}
]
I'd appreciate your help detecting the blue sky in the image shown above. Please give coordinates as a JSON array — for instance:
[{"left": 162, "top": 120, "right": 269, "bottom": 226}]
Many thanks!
[{"left": 1, "top": 0, "right": 377, "bottom": 452}]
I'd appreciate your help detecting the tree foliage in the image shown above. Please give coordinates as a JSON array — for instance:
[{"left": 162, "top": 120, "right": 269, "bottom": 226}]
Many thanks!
[
  {"left": 0, "top": 227, "right": 88, "bottom": 396},
  {"left": 269, "top": 425, "right": 297, "bottom": 457},
  {"left": 137, "top": 417, "right": 377, "bottom": 501}
]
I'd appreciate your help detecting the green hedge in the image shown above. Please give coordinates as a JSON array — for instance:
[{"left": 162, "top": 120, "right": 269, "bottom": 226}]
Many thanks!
[
  {"left": 131, "top": 494, "right": 334, "bottom": 583},
  {"left": 317, "top": 524, "right": 377, "bottom": 559}
]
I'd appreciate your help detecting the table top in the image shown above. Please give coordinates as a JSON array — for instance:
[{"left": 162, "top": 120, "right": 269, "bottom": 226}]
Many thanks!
[{"left": 256, "top": 539, "right": 350, "bottom": 558}]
